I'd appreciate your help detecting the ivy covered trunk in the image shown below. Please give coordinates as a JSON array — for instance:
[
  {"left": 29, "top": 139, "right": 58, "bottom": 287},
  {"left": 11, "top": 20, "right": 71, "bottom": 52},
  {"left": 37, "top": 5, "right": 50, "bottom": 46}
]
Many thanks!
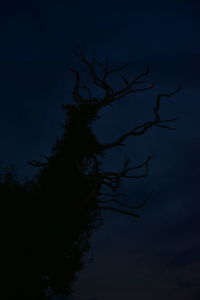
[{"left": 1, "top": 47, "right": 180, "bottom": 299}]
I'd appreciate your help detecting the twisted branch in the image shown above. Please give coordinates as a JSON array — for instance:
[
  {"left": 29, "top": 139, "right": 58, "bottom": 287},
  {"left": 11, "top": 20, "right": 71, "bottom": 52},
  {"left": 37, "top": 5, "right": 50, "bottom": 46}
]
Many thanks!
[
  {"left": 72, "top": 45, "right": 157, "bottom": 108},
  {"left": 101, "top": 85, "right": 181, "bottom": 151}
]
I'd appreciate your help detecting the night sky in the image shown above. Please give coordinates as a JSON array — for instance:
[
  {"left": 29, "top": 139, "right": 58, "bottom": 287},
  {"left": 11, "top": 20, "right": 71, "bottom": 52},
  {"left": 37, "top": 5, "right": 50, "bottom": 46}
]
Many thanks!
[{"left": 1, "top": 1, "right": 200, "bottom": 299}]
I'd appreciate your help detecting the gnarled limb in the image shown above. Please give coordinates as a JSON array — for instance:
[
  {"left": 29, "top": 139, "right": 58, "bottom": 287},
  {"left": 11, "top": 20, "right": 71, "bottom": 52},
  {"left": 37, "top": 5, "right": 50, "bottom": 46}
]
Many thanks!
[
  {"left": 99, "top": 155, "right": 153, "bottom": 180},
  {"left": 97, "top": 206, "right": 140, "bottom": 218},
  {"left": 98, "top": 191, "right": 154, "bottom": 218},
  {"left": 99, "top": 190, "right": 154, "bottom": 209},
  {"left": 97, "top": 156, "right": 153, "bottom": 203},
  {"left": 101, "top": 85, "right": 181, "bottom": 151},
  {"left": 73, "top": 45, "right": 157, "bottom": 109},
  {"left": 69, "top": 68, "right": 85, "bottom": 104}
]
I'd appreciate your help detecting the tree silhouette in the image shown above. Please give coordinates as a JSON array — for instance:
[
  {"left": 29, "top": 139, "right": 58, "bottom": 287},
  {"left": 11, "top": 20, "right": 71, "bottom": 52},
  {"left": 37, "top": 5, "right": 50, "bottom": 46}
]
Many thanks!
[{"left": 1, "top": 47, "right": 180, "bottom": 299}]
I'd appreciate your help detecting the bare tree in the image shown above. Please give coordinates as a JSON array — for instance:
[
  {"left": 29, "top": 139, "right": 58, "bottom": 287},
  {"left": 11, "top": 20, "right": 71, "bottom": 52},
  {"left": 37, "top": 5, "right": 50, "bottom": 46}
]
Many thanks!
[
  {"left": 2, "top": 47, "right": 180, "bottom": 300},
  {"left": 28, "top": 47, "right": 180, "bottom": 298},
  {"left": 30, "top": 45, "right": 180, "bottom": 217}
]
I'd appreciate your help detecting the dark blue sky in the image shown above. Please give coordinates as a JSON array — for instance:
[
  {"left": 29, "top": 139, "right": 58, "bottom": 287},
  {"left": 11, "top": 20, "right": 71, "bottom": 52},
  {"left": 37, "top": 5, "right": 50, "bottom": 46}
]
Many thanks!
[{"left": 1, "top": 1, "right": 200, "bottom": 299}]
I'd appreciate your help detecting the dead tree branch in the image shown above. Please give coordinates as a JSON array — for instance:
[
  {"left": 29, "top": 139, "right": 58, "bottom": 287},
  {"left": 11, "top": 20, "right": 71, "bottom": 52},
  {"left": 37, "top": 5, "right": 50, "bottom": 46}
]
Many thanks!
[
  {"left": 72, "top": 45, "right": 157, "bottom": 109},
  {"left": 98, "top": 191, "right": 154, "bottom": 218},
  {"left": 97, "top": 206, "right": 140, "bottom": 218},
  {"left": 101, "top": 85, "right": 181, "bottom": 151}
]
